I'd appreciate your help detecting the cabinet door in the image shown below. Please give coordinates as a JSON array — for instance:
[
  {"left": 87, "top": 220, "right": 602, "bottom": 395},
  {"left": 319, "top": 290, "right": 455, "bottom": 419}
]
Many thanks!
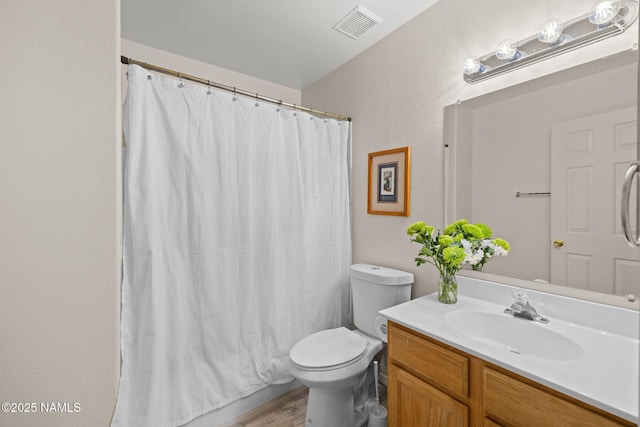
[
  {"left": 390, "top": 365, "right": 468, "bottom": 427},
  {"left": 483, "top": 368, "right": 629, "bottom": 427}
]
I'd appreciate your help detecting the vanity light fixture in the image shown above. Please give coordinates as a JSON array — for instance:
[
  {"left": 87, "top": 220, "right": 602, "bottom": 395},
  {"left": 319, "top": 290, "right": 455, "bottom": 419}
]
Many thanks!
[
  {"left": 589, "top": 0, "right": 622, "bottom": 25},
  {"left": 537, "top": 19, "right": 567, "bottom": 45},
  {"left": 463, "top": 58, "right": 486, "bottom": 75},
  {"left": 495, "top": 39, "right": 521, "bottom": 60},
  {"left": 463, "top": 0, "right": 638, "bottom": 83}
]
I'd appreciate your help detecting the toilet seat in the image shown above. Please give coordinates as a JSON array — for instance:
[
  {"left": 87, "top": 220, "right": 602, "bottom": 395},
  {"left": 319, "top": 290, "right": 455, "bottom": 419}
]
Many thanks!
[{"left": 290, "top": 327, "right": 367, "bottom": 371}]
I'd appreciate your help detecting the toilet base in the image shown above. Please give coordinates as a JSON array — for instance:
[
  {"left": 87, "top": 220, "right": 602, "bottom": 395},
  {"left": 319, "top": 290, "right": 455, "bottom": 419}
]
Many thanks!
[{"left": 305, "top": 387, "right": 354, "bottom": 427}]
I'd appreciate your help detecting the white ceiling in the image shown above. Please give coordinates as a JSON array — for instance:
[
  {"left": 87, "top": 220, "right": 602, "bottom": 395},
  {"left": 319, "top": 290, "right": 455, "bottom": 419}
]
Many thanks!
[{"left": 121, "top": 1, "right": 441, "bottom": 90}]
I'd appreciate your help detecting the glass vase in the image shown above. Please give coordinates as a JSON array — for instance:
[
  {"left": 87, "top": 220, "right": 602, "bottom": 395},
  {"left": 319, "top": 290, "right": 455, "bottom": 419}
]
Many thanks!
[{"left": 438, "top": 273, "right": 458, "bottom": 304}]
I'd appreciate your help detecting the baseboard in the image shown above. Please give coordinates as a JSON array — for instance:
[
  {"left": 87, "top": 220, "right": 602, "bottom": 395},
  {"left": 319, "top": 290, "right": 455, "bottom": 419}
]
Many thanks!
[{"left": 182, "top": 380, "right": 302, "bottom": 427}]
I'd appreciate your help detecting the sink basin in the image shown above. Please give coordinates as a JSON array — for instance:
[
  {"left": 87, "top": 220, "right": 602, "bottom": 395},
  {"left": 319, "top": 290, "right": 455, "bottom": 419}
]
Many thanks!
[{"left": 445, "top": 310, "right": 583, "bottom": 361}]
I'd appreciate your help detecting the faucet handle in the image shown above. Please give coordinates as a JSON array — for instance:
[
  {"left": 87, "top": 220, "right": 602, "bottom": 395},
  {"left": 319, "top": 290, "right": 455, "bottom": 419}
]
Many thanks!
[
  {"left": 506, "top": 288, "right": 550, "bottom": 323},
  {"left": 512, "top": 288, "right": 528, "bottom": 303}
]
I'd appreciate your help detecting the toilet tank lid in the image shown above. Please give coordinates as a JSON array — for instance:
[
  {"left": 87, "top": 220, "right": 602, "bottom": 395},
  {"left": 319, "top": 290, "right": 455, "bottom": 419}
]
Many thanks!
[{"left": 351, "top": 264, "right": 414, "bottom": 285}]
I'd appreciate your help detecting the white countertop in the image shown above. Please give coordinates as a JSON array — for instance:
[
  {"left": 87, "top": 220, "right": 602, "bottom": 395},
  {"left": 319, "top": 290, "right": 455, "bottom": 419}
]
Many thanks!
[{"left": 379, "top": 276, "right": 639, "bottom": 424}]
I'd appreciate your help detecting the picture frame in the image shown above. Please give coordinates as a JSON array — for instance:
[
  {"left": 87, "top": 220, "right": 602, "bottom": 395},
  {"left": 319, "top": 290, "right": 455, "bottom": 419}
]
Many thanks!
[{"left": 367, "top": 147, "right": 410, "bottom": 216}]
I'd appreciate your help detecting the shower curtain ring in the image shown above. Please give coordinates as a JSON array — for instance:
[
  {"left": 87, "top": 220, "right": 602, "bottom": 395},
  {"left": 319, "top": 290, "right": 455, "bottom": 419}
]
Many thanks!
[
  {"left": 178, "top": 72, "right": 184, "bottom": 88},
  {"left": 206, "top": 80, "right": 212, "bottom": 95},
  {"left": 232, "top": 87, "right": 237, "bottom": 101}
]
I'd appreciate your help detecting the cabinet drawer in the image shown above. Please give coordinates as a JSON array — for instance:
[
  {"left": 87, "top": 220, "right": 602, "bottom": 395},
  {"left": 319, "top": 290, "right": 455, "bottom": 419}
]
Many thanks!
[
  {"left": 389, "top": 322, "right": 469, "bottom": 401},
  {"left": 483, "top": 367, "right": 629, "bottom": 427}
]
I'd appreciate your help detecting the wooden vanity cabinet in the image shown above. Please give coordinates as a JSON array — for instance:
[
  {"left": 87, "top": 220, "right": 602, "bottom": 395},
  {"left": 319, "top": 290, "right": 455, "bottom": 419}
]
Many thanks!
[{"left": 387, "top": 321, "right": 634, "bottom": 427}]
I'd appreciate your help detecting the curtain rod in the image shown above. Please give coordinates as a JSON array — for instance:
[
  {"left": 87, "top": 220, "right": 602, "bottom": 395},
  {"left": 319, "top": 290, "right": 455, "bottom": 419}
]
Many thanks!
[{"left": 120, "top": 56, "right": 351, "bottom": 122}]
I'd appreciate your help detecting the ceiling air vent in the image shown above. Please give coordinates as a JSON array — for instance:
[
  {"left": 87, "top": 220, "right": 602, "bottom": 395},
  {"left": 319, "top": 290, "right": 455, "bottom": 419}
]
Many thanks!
[{"left": 333, "top": 5, "right": 382, "bottom": 40}]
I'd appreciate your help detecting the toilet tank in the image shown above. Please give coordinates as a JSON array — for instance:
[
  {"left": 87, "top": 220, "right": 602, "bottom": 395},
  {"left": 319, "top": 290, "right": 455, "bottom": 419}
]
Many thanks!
[{"left": 351, "top": 263, "right": 413, "bottom": 337}]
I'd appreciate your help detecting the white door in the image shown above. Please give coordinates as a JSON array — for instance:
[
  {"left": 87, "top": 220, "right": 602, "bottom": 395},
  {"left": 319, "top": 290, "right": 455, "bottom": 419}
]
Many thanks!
[{"left": 551, "top": 107, "right": 639, "bottom": 296}]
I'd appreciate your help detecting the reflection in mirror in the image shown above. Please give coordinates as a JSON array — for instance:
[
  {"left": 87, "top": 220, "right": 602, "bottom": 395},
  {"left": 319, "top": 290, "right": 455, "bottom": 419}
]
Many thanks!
[{"left": 445, "top": 49, "right": 639, "bottom": 299}]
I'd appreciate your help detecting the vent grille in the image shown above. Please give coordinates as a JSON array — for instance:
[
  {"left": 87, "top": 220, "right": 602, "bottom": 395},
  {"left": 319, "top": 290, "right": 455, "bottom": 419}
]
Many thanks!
[{"left": 333, "top": 5, "right": 382, "bottom": 40}]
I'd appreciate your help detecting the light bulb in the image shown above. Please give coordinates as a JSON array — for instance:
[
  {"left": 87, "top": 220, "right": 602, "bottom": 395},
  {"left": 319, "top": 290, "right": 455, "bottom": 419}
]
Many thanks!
[
  {"left": 463, "top": 58, "right": 485, "bottom": 75},
  {"left": 538, "top": 19, "right": 564, "bottom": 44},
  {"left": 496, "top": 40, "right": 520, "bottom": 61},
  {"left": 589, "top": 0, "right": 622, "bottom": 25}
]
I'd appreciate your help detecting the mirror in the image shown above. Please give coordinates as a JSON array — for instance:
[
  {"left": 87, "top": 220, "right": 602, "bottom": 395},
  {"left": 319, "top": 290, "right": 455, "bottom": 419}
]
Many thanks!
[{"left": 445, "top": 49, "right": 640, "bottom": 299}]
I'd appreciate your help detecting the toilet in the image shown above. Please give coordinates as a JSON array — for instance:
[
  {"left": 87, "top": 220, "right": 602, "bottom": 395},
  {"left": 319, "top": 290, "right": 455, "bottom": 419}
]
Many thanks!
[{"left": 288, "top": 263, "right": 413, "bottom": 427}]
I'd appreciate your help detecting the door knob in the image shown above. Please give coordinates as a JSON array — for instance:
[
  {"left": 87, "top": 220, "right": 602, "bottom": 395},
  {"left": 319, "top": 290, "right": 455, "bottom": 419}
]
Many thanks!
[{"left": 553, "top": 239, "right": 564, "bottom": 247}]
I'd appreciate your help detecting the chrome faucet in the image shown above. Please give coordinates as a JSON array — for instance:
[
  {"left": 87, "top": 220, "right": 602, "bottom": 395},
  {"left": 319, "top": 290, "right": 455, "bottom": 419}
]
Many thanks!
[{"left": 504, "top": 289, "right": 549, "bottom": 324}]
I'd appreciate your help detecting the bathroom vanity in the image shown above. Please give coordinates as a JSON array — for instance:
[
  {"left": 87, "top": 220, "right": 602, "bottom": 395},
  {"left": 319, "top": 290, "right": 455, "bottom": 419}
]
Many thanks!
[{"left": 379, "top": 276, "right": 639, "bottom": 426}]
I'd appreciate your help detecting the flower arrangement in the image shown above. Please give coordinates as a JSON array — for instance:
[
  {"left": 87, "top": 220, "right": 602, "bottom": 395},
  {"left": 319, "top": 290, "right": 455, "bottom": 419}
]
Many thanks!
[{"left": 406, "top": 219, "right": 510, "bottom": 303}]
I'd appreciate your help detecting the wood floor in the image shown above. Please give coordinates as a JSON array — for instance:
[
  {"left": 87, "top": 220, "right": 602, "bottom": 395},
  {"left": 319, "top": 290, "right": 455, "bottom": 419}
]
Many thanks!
[
  {"left": 219, "top": 383, "right": 387, "bottom": 427},
  {"left": 219, "top": 386, "right": 308, "bottom": 427}
]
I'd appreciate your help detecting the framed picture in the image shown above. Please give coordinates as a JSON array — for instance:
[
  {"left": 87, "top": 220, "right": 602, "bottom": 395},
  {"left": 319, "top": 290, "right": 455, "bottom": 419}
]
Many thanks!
[{"left": 368, "top": 147, "right": 410, "bottom": 216}]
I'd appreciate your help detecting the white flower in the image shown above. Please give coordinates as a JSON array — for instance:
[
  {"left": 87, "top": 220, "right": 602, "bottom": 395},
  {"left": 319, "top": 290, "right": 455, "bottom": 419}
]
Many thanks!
[
  {"left": 493, "top": 245, "right": 508, "bottom": 256},
  {"left": 484, "top": 241, "right": 506, "bottom": 256},
  {"left": 465, "top": 248, "right": 484, "bottom": 265}
]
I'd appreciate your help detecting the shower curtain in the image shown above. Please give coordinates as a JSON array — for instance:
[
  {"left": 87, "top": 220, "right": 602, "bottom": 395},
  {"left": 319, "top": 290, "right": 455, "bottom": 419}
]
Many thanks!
[{"left": 112, "top": 65, "right": 352, "bottom": 427}]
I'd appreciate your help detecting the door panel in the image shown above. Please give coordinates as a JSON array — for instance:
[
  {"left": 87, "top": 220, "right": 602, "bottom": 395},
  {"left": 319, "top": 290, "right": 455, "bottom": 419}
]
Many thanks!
[{"left": 551, "top": 107, "right": 639, "bottom": 296}]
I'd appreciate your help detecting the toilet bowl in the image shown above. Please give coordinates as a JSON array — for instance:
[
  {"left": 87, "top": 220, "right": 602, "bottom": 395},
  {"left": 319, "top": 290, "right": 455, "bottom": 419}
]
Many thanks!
[
  {"left": 289, "top": 328, "right": 383, "bottom": 427},
  {"left": 288, "top": 264, "right": 413, "bottom": 427}
]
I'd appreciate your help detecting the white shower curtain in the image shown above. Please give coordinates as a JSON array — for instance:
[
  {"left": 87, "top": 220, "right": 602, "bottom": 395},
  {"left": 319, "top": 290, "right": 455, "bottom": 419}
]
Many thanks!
[{"left": 112, "top": 65, "right": 351, "bottom": 427}]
